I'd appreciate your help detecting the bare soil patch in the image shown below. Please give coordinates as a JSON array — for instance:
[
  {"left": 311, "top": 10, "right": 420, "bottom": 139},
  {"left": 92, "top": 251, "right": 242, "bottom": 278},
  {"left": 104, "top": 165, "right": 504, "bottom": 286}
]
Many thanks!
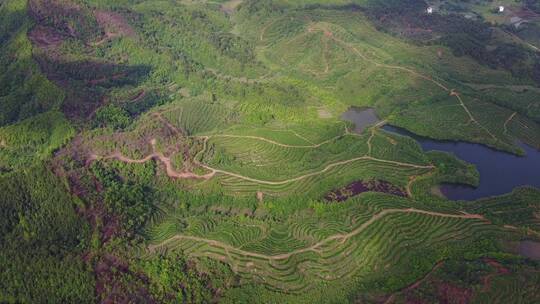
[
  {"left": 325, "top": 179, "right": 407, "bottom": 202},
  {"left": 28, "top": 25, "right": 65, "bottom": 49},
  {"left": 519, "top": 241, "right": 540, "bottom": 260},
  {"left": 94, "top": 10, "right": 136, "bottom": 39},
  {"left": 436, "top": 283, "right": 473, "bottom": 304},
  {"left": 221, "top": 0, "right": 243, "bottom": 15},
  {"left": 318, "top": 108, "right": 333, "bottom": 118}
]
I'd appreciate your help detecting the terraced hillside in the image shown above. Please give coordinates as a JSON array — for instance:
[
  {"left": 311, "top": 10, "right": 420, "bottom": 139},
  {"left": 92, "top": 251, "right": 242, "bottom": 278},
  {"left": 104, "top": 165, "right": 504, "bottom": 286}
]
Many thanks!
[
  {"left": 244, "top": 6, "right": 540, "bottom": 153},
  {"left": 1, "top": 0, "right": 540, "bottom": 303},
  {"left": 146, "top": 194, "right": 500, "bottom": 294},
  {"left": 83, "top": 96, "right": 443, "bottom": 198}
]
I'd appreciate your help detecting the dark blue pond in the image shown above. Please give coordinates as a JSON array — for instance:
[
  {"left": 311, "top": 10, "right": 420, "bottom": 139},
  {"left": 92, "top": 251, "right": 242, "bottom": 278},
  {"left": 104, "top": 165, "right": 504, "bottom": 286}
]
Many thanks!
[{"left": 382, "top": 125, "right": 540, "bottom": 201}]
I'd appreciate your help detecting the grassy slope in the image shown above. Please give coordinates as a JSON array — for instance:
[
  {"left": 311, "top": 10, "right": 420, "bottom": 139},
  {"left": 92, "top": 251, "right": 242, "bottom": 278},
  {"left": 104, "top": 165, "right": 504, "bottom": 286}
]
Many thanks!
[{"left": 0, "top": 111, "right": 75, "bottom": 172}]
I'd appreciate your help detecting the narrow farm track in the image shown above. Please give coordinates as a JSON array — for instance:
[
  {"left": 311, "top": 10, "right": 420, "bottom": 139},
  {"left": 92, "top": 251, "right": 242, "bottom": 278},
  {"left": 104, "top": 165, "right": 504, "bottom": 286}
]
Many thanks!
[
  {"left": 260, "top": 18, "right": 279, "bottom": 41},
  {"left": 384, "top": 261, "right": 445, "bottom": 304},
  {"left": 91, "top": 144, "right": 433, "bottom": 185},
  {"left": 91, "top": 113, "right": 429, "bottom": 185},
  {"left": 503, "top": 29, "right": 540, "bottom": 52},
  {"left": 196, "top": 119, "right": 371, "bottom": 149},
  {"left": 503, "top": 112, "right": 517, "bottom": 135},
  {"left": 451, "top": 90, "right": 497, "bottom": 140},
  {"left": 406, "top": 171, "right": 434, "bottom": 197},
  {"left": 325, "top": 31, "right": 450, "bottom": 91},
  {"left": 290, "top": 129, "right": 316, "bottom": 145},
  {"left": 152, "top": 112, "right": 186, "bottom": 136},
  {"left": 91, "top": 151, "right": 215, "bottom": 180},
  {"left": 148, "top": 208, "right": 488, "bottom": 260},
  {"left": 202, "top": 133, "right": 346, "bottom": 148},
  {"left": 366, "top": 121, "right": 388, "bottom": 155},
  {"left": 367, "top": 129, "right": 376, "bottom": 155},
  {"left": 200, "top": 155, "right": 433, "bottom": 185},
  {"left": 463, "top": 82, "right": 540, "bottom": 94}
]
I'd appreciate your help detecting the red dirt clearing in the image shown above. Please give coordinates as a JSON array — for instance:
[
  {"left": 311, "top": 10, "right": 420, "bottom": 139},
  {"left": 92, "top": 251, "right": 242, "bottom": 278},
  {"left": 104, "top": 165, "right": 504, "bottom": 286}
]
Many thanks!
[
  {"left": 94, "top": 10, "right": 136, "bottom": 40},
  {"left": 28, "top": 25, "right": 65, "bottom": 49}
]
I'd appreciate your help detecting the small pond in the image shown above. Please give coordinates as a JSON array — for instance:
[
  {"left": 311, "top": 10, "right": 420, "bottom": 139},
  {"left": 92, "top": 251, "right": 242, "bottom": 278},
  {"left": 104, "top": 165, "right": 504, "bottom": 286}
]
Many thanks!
[
  {"left": 341, "top": 107, "right": 381, "bottom": 133},
  {"left": 518, "top": 241, "right": 540, "bottom": 260}
]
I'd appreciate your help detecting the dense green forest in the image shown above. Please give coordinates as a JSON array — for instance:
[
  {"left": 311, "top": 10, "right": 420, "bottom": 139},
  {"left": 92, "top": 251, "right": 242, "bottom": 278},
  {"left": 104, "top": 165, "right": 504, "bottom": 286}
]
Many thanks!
[{"left": 1, "top": 0, "right": 539, "bottom": 303}]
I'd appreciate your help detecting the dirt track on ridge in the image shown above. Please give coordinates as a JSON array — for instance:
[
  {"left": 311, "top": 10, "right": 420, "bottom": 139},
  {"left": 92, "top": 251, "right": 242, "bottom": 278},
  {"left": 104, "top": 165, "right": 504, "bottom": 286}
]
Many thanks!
[{"left": 149, "top": 208, "right": 488, "bottom": 260}]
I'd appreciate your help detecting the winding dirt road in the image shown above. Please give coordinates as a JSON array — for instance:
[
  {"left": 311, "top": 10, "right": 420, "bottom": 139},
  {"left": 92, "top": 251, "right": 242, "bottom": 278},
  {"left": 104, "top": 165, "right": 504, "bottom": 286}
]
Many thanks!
[
  {"left": 94, "top": 151, "right": 215, "bottom": 180},
  {"left": 90, "top": 113, "right": 429, "bottom": 186},
  {"left": 148, "top": 208, "right": 487, "bottom": 260},
  {"left": 198, "top": 155, "right": 433, "bottom": 185},
  {"left": 503, "top": 112, "right": 517, "bottom": 135},
  {"left": 384, "top": 261, "right": 445, "bottom": 304},
  {"left": 92, "top": 132, "right": 433, "bottom": 186},
  {"left": 92, "top": 146, "right": 432, "bottom": 185}
]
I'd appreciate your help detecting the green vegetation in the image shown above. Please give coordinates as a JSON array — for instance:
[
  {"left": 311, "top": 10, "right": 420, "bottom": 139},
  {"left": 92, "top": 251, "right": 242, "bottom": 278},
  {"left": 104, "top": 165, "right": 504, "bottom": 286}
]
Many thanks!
[
  {"left": 94, "top": 104, "right": 131, "bottom": 129},
  {"left": 464, "top": 187, "right": 540, "bottom": 232},
  {"left": 92, "top": 161, "right": 155, "bottom": 233},
  {"left": 0, "top": 110, "right": 74, "bottom": 173},
  {"left": 1, "top": 0, "right": 539, "bottom": 302},
  {"left": 388, "top": 257, "right": 540, "bottom": 304},
  {"left": 0, "top": 166, "right": 94, "bottom": 303},
  {"left": 147, "top": 192, "right": 501, "bottom": 296},
  {"left": 0, "top": 0, "right": 64, "bottom": 126},
  {"left": 139, "top": 254, "right": 236, "bottom": 303}
]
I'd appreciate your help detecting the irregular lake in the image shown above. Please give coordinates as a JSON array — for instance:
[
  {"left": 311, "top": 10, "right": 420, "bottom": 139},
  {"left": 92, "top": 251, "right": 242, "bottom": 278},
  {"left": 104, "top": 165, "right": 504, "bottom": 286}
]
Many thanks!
[
  {"left": 341, "top": 107, "right": 381, "bottom": 133},
  {"left": 382, "top": 125, "right": 540, "bottom": 201}
]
